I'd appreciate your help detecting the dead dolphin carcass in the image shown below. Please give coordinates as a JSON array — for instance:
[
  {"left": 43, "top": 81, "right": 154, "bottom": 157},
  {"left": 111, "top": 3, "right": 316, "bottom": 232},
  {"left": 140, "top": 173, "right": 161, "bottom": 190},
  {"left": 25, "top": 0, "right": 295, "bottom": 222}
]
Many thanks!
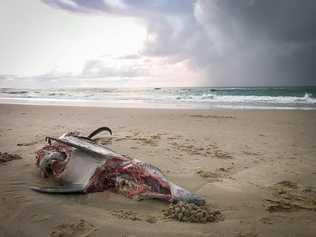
[{"left": 32, "top": 127, "right": 205, "bottom": 205}]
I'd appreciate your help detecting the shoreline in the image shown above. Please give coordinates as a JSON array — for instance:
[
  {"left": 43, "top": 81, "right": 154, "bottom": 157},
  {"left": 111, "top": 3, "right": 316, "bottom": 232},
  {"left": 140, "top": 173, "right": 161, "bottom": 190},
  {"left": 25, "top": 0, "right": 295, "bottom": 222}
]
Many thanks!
[
  {"left": 1, "top": 99, "right": 316, "bottom": 111},
  {"left": 0, "top": 104, "right": 315, "bottom": 236}
]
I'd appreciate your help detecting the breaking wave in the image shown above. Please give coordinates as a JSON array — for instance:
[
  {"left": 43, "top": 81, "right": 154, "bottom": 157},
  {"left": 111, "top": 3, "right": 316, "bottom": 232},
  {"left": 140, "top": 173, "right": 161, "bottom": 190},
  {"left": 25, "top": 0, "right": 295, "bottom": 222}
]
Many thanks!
[
  {"left": 0, "top": 87, "right": 315, "bottom": 110},
  {"left": 176, "top": 92, "right": 316, "bottom": 104}
]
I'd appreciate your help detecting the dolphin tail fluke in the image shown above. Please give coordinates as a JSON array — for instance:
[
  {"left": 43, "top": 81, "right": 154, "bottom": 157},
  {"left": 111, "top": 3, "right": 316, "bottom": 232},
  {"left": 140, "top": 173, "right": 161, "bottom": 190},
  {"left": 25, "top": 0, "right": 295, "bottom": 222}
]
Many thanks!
[{"left": 88, "top": 127, "right": 112, "bottom": 139}]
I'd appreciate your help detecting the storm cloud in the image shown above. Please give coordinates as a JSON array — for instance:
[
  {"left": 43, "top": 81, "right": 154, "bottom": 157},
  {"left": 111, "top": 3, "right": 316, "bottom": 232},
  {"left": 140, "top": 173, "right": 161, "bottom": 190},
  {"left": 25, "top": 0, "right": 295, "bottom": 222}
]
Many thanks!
[
  {"left": 41, "top": 0, "right": 316, "bottom": 86},
  {"left": 1, "top": 0, "right": 315, "bottom": 87}
]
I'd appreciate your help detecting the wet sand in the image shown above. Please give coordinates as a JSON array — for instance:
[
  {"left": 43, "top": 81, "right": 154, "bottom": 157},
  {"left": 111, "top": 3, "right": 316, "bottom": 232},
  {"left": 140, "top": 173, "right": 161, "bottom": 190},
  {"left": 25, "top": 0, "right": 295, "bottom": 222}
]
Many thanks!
[{"left": 0, "top": 104, "right": 315, "bottom": 237}]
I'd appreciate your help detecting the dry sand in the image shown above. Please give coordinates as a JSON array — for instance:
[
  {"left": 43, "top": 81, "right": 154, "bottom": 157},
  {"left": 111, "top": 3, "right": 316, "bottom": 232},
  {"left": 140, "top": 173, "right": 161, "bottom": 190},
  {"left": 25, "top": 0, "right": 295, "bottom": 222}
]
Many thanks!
[{"left": 0, "top": 104, "right": 315, "bottom": 237}]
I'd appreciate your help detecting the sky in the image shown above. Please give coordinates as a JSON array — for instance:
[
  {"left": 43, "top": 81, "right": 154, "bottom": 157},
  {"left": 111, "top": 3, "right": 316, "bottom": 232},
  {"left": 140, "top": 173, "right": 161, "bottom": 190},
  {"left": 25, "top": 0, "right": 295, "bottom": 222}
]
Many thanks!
[{"left": 0, "top": 0, "right": 315, "bottom": 88}]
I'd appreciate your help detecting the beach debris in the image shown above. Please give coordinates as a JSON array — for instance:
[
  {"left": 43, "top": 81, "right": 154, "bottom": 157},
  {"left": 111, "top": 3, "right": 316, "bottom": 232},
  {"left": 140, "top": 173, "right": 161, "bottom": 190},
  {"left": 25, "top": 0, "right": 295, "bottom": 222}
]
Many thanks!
[
  {"left": 31, "top": 127, "right": 206, "bottom": 205},
  {"left": 265, "top": 180, "right": 316, "bottom": 212},
  {"left": 162, "top": 201, "right": 223, "bottom": 223},
  {"left": 17, "top": 141, "right": 38, "bottom": 146},
  {"left": 0, "top": 152, "right": 22, "bottom": 164}
]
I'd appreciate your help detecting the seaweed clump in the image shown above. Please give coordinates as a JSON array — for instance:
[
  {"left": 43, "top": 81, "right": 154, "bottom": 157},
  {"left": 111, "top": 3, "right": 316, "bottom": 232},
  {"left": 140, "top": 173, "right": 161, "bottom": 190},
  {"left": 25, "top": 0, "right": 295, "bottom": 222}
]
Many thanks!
[{"left": 162, "top": 201, "right": 223, "bottom": 223}]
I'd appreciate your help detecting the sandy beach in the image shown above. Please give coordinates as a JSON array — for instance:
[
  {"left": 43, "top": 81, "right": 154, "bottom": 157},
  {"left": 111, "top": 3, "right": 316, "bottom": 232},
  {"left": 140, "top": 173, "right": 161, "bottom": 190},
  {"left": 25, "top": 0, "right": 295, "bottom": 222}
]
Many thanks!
[{"left": 0, "top": 104, "right": 315, "bottom": 237}]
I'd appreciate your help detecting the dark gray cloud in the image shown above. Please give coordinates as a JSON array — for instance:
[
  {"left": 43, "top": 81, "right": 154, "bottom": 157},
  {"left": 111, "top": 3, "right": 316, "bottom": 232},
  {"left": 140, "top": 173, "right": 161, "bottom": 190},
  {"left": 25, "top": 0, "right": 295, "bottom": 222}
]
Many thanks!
[
  {"left": 193, "top": 0, "right": 316, "bottom": 86},
  {"left": 42, "top": 0, "right": 316, "bottom": 86}
]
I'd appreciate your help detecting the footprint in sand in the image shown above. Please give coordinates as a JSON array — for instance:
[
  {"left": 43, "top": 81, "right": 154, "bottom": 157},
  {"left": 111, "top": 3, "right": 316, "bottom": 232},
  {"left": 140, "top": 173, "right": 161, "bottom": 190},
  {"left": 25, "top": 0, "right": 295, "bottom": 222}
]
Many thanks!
[
  {"left": 236, "top": 232, "right": 258, "bottom": 237},
  {"left": 50, "top": 219, "right": 96, "bottom": 237},
  {"left": 112, "top": 132, "right": 162, "bottom": 147},
  {"left": 170, "top": 142, "right": 206, "bottom": 156},
  {"left": 111, "top": 209, "right": 142, "bottom": 221},
  {"left": 111, "top": 209, "right": 159, "bottom": 224},
  {"left": 196, "top": 167, "right": 232, "bottom": 181},
  {"left": 0, "top": 152, "right": 22, "bottom": 164},
  {"left": 264, "top": 180, "right": 316, "bottom": 212},
  {"left": 214, "top": 149, "right": 233, "bottom": 159},
  {"left": 196, "top": 170, "right": 221, "bottom": 179},
  {"left": 242, "top": 150, "right": 261, "bottom": 156}
]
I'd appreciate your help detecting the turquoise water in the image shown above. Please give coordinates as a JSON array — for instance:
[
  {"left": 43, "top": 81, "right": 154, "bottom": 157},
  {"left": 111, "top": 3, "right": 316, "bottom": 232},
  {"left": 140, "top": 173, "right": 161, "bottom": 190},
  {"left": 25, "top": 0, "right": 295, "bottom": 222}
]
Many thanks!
[{"left": 0, "top": 87, "right": 316, "bottom": 110}]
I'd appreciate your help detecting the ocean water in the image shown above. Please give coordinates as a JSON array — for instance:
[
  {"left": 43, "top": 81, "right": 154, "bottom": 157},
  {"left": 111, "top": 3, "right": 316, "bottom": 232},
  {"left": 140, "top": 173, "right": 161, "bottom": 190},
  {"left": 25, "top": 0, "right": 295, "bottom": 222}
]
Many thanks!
[{"left": 0, "top": 87, "right": 316, "bottom": 110}]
